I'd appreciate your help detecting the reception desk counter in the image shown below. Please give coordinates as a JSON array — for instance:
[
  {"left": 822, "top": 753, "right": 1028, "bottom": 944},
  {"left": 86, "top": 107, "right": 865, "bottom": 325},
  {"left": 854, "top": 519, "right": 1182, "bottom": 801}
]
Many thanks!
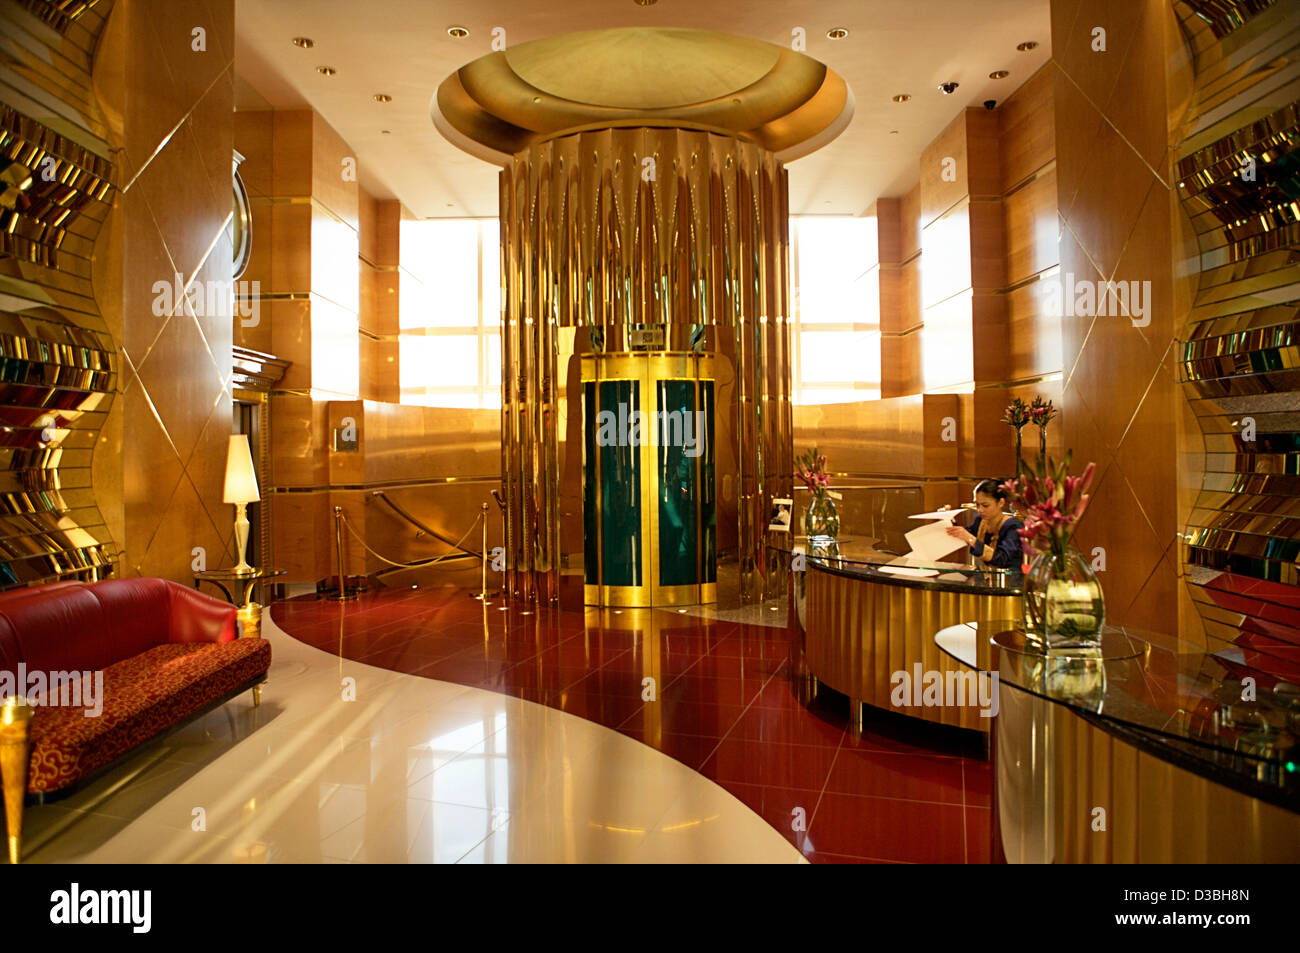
[
  {"left": 936, "top": 620, "right": 1300, "bottom": 863},
  {"left": 775, "top": 538, "right": 1022, "bottom": 733}
]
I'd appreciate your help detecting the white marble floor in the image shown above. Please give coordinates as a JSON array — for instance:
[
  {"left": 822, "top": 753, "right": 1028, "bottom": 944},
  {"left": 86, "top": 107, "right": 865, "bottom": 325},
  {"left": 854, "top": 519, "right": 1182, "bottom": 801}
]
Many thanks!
[{"left": 19, "top": 614, "right": 803, "bottom": 863}]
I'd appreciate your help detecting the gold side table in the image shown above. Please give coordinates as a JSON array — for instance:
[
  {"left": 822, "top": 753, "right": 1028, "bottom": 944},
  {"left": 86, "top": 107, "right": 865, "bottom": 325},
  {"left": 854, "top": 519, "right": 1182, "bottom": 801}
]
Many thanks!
[{"left": 193, "top": 567, "right": 287, "bottom": 639}]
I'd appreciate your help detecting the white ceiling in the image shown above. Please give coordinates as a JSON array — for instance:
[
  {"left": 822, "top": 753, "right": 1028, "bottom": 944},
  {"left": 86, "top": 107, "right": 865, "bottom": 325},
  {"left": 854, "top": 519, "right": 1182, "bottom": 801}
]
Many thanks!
[{"left": 234, "top": 0, "right": 1052, "bottom": 219}]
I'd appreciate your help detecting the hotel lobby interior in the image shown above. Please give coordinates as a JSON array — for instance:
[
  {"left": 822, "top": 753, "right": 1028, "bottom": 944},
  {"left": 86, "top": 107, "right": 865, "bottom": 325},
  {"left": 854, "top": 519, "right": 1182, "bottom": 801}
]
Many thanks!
[{"left": 0, "top": 0, "right": 1298, "bottom": 870}]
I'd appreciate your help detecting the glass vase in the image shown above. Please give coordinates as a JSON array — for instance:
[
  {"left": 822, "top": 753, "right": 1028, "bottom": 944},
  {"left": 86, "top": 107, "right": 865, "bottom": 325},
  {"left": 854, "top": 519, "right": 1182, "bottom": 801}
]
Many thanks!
[
  {"left": 1022, "top": 548, "right": 1105, "bottom": 654},
  {"left": 804, "top": 492, "right": 839, "bottom": 546}
]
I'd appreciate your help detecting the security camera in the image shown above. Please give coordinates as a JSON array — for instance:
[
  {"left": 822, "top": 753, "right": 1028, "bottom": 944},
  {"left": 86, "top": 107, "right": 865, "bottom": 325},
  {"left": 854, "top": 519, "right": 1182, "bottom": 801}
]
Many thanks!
[
  {"left": 937, "top": 81, "right": 959, "bottom": 95},
  {"left": 984, "top": 99, "right": 997, "bottom": 110}
]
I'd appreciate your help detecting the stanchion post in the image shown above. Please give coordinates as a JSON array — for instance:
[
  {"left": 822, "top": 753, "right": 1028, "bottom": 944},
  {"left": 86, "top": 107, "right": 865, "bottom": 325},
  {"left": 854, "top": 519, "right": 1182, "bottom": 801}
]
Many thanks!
[
  {"left": 329, "top": 505, "right": 356, "bottom": 602},
  {"left": 480, "top": 502, "right": 488, "bottom": 602}
]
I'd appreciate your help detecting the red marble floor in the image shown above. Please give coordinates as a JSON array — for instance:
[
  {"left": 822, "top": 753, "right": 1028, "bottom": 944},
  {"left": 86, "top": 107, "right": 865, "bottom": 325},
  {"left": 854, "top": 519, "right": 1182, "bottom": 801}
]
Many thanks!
[{"left": 272, "top": 584, "right": 992, "bottom": 863}]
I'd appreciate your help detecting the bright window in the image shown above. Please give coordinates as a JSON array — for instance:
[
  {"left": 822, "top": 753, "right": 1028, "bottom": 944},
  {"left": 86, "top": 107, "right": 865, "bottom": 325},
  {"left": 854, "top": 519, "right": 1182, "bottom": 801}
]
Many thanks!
[
  {"left": 398, "top": 219, "right": 501, "bottom": 408},
  {"left": 791, "top": 217, "right": 880, "bottom": 404}
]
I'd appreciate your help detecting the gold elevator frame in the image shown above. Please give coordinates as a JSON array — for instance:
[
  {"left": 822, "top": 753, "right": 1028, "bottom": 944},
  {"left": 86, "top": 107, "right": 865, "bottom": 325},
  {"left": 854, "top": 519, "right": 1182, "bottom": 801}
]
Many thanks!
[{"left": 580, "top": 351, "right": 717, "bottom": 607}]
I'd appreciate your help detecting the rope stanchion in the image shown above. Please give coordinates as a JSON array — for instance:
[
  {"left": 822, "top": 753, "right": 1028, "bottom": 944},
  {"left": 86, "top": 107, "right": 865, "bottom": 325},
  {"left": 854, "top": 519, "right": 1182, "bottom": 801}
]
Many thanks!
[
  {"left": 340, "top": 510, "right": 481, "bottom": 570},
  {"left": 329, "top": 508, "right": 497, "bottom": 603},
  {"left": 328, "top": 506, "right": 357, "bottom": 602}
]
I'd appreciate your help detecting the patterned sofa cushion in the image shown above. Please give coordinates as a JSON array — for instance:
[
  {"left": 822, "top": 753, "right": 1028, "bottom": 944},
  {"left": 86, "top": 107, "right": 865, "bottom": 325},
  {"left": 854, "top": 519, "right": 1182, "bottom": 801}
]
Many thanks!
[{"left": 25, "top": 638, "right": 271, "bottom": 793}]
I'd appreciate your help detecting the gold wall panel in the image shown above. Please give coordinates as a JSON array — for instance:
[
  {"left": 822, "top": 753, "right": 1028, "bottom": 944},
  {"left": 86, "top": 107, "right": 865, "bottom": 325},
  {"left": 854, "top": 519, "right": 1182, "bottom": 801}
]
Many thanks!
[
  {"left": 500, "top": 127, "right": 792, "bottom": 606},
  {"left": 997, "top": 687, "right": 1300, "bottom": 862},
  {"left": 1172, "top": 3, "right": 1300, "bottom": 657},
  {"left": 0, "top": 89, "right": 117, "bottom": 589},
  {"left": 12, "top": 0, "right": 103, "bottom": 35},
  {"left": 804, "top": 563, "right": 1020, "bottom": 733}
]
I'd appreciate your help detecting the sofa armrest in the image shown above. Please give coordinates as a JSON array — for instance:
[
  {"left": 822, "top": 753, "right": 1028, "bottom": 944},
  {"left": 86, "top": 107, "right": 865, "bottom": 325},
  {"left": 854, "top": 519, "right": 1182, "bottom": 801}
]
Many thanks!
[{"left": 165, "top": 582, "right": 238, "bottom": 643}]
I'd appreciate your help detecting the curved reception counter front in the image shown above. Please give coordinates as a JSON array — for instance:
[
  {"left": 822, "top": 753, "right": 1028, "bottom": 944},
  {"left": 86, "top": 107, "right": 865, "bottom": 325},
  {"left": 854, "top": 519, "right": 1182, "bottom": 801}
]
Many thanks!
[
  {"left": 936, "top": 620, "right": 1300, "bottom": 863},
  {"left": 777, "top": 539, "right": 1022, "bottom": 733}
]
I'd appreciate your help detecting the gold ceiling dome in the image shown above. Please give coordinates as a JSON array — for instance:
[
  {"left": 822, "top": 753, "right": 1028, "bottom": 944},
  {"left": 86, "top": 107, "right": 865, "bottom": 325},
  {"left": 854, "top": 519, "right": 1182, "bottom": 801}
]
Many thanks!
[{"left": 433, "top": 27, "right": 853, "bottom": 163}]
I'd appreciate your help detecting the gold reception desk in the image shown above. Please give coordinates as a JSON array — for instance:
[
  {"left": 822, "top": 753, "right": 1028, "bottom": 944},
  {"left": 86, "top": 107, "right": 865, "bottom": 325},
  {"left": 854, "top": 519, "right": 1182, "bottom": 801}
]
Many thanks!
[
  {"left": 936, "top": 621, "right": 1300, "bottom": 863},
  {"left": 783, "top": 540, "right": 1023, "bottom": 733}
]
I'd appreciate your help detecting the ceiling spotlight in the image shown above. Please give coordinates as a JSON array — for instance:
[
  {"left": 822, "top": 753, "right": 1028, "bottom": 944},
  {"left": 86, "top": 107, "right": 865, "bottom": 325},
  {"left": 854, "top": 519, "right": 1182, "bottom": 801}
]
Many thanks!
[
  {"left": 447, "top": 26, "right": 469, "bottom": 38},
  {"left": 634, "top": 0, "right": 659, "bottom": 5},
  {"left": 937, "top": 81, "right": 959, "bottom": 94},
  {"left": 892, "top": 94, "right": 911, "bottom": 103},
  {"left": 1017, "top": 40, "right": 1039, "bottom": 51},
  {"left": 989, "top": 69, "right": 1010, "bottom": 79},
  {"left": 291, "top": 37, "right": 314, "bottom": 49},
  {"left": 827, "top": 27, "right": 849, "bottom": 39},
  {"left": 372, "top": 93, "right": 392, "bottom": 103},
  {"left": 316, "top": 66, "right": 335, "bottom": 76}
]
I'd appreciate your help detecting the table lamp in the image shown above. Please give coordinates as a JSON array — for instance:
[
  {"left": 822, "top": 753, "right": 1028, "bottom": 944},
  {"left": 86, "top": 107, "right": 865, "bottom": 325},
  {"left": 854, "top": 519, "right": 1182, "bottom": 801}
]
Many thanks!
[{"left": 223, "top": 434, "right": 260, "bottom": 573}]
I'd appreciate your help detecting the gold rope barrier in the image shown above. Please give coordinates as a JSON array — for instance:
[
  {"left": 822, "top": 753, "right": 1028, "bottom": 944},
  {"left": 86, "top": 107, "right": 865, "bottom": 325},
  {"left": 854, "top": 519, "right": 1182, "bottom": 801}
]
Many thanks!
[{"left": 330, "top": 506, "right": 488, "bottom": 602}]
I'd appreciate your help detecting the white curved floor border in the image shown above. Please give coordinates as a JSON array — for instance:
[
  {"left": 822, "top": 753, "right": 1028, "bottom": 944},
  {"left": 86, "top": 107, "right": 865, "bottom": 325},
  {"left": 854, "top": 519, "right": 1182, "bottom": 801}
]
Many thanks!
[{"left": 21, "top": 615, "right": 805, "bottom": 863}]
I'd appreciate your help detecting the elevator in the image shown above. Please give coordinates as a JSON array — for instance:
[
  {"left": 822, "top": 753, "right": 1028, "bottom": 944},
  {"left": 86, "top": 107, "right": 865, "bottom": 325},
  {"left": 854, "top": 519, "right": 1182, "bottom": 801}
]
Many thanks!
[{"left": 581, "top": 351, "right": 716, "bottom": 606}]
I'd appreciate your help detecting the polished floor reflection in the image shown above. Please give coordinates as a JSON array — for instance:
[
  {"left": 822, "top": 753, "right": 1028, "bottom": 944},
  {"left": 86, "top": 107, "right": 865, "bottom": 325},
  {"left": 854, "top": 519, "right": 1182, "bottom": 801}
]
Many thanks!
[
  {"left": 273, "top": 583, "right": 993, "bottom": 863},
  {"left": 20, "top": 614, "right": 801, "bottom": 863}
]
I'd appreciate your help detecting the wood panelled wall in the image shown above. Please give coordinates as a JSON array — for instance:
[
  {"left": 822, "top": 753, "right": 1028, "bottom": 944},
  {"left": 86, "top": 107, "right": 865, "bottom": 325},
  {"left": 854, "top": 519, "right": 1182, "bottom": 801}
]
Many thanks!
[
  {"left": 1050, "top": 0, "right": 1190, "bottom": 633},
  {"left": 359, "top": 194, "right": 399, "bottom": 404},
  {"left": 92, "top": 0, "right": 238, "bottom": 585},
  {"left": 797, "top": 65, "right": 1063, "bottom": 515},
  {"left": 232, "top": 110, "right": 501, "bottom": 585}
]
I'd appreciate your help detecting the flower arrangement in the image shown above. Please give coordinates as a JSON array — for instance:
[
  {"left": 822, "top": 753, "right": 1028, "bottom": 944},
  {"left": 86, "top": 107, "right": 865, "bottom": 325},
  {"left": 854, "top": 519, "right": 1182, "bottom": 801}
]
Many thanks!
[
  {"left": 795, "top": 447, "right": 841, "bottom": 541},
  {"left": 1028, "top": 396, "right": 1058, "bottom": 464},
  {"left": 1003, "top": 395, "right": 1059, "bottom": 475},
  {"left": 1001, "top": 398, "right": 1031, "bottom": 476},
  {"left": 1000, "top": 451, "right": 1095, "bottom": 572},
  {"left": 795, "top": 446, "right": 830, "bottom": 495}
]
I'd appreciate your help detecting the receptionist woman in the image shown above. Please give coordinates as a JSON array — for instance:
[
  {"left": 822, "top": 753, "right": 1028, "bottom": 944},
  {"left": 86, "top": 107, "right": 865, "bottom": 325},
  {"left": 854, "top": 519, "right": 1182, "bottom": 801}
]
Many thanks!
[{"left": 944, "top": 478, "right": 1024, "bottom": 570}]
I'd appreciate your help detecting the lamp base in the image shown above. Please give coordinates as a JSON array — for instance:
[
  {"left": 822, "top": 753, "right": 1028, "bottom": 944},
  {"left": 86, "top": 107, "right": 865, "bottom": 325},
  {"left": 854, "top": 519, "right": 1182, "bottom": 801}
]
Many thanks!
[{"left": 232, "top": 503, "right": 252, "bottom": 574}]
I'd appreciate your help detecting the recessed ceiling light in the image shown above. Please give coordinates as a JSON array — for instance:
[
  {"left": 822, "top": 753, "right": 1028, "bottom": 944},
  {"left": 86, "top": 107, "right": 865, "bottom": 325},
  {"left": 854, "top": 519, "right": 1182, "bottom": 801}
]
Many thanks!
[
  {"left": 890, "top": 130, "right": 899, "bottom": 134},
  {"left": 381, "top": 130, "right": 391, "bottom": 135},
  {"left": 316, "top": 66, "right": 335, "bottom": 76},
  {"left": 732, "top": 98, "right": 741, "bottom": 105},
  {"left": 1016, "top": 40, "right": 1039, "bottom": 51},
  {"left": 989, "top": 69, "right": 1009, "bottom": 79},
  {"left": 291, "top": 37, "right": 314, "bottom": 49},
  {"left": 827, "top": 27, "right": 848, "bottom": 39},
  {"left": 373, "top": 93, "right": 392, "bottom": 103},
  {"left": 447, "top": 26, "right": 469, "bottom": 38},
  {"left": 892, "top": 94, "right": 911, "bottom": 103},
  {"left": 532, "top": 96, "right": 541, "bottom": 103},
  {"left": 634, "top": 0, "right": 658, "bottom": 5}
]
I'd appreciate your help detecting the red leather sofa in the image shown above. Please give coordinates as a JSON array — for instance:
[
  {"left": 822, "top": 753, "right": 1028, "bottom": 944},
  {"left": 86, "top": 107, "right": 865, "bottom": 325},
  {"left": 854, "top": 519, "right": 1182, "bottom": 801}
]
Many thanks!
[{"left": 0, "top": 578, "right": 271, "bottom": 862}]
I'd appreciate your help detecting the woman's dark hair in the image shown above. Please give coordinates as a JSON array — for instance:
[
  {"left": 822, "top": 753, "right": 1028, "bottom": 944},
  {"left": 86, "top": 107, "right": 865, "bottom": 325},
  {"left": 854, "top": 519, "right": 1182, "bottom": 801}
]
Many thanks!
[{"left": 974, "top": 478, "right": 1010, "bottom": 502}]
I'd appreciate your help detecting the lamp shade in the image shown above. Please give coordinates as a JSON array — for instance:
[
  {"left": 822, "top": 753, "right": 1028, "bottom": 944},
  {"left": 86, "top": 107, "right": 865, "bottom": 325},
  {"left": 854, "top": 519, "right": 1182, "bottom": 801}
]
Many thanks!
[{"left": 223, "top": 434, "right": 260, "bottom": 504}]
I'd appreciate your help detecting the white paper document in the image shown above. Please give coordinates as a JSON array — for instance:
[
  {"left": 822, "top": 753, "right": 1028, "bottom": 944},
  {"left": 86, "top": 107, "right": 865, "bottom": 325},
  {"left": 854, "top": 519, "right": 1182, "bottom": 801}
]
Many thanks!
[
  {"left": 905, "top": 508, "right": 968, "bottom": 522},
  {"left": 903, "top": 519, "right": 967, "bottom": 563}
]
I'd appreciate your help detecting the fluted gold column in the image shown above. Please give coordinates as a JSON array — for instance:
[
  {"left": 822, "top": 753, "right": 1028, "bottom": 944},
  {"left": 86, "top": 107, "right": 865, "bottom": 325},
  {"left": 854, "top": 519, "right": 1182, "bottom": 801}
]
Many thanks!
[{"left": 499, "top": 127, "right": 792, "bottom": 605}]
